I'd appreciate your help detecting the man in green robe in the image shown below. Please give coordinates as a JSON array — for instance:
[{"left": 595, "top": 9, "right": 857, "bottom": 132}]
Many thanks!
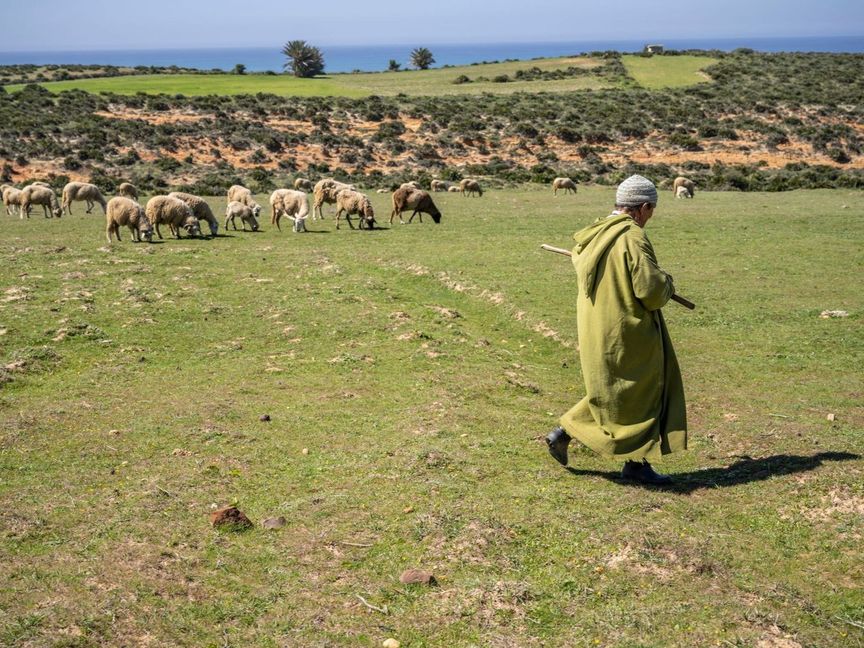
[{"left": 546, "top": 175, "right": 687, "bottom": 484}]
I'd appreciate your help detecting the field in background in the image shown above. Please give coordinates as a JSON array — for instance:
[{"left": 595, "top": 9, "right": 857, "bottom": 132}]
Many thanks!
[
  {"left": 1, "top": 187, "right": 862, "bottom": 646},
  {"left": 4, "top": 55, "right": 717, "bottom": 96}
]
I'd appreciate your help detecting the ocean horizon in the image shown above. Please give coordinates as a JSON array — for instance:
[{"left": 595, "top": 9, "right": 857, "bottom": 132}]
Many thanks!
[{"left": 1, "top": 36, "right": 862, "bottom": 74}]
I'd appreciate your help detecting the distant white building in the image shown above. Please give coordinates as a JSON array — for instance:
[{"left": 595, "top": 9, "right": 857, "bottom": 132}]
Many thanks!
[{"left": 644, "top": 44, "right": 665, "bottom": 54}]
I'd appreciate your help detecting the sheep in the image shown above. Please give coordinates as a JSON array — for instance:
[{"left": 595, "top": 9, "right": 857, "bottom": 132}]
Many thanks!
[
  {"left": 460, "top": 178, "right": 483, "bottom": 197},
  {"left": 21, "top": 185, "right": 63, "bottom": 218},
  {"left": 400, "top": 181, "right": 422, "bottom": 190},
  {"left": 390, "top": 187, "right": 442, "bottom": 225},
  {"left": 447, "top": 185, "right": 461, "bottom": 193},
  {"left": 675, "top": 185, "right": 693, "bottom": 199},
  {"left": 145, "top": 195, "right": 201, "bottom": 239},
  {"left": 672, "top": 176, "right": 696, "bottom": 198},
  {"left": 312, "top": 178, "right": 355, "bottom": 220},
  {"left": 269, "top": 189, "right": 309, "bottom": 232},
  {"left": 293, "top": 178, "right": 314, "bottom": 192},
  {"left": 430, "top": 179, "right": 451, "bottom": 192},
  {"left": 62, "top": 182, "right": 107, "bottom": 215},
  {"left": 105, "top": 197, "right": 153, "bottom": 244},
  {"left": 29, "top": 181, "right": 51, "bottom": 188},
  {"left": 169, "top": 191, "right": 219, "bottom": 236},
  {"left": 552, "top": 177, "right": 578, "bottom": 195},
  {"left": 2, "top": 185, "right": 22, "bottom": 217},
  {"left": 227, "top": 185, "right": 263, "bottom": 219},
  {"left": 117, "top": 182, "right": 139, "bottom": 200},
  {"left": 225, "top": 201, "right": 260, "bottom": 231},
  {"left": 375, "top": 188, "right": 390, "bottom": 194},
  {"left": 334, "top": 189, "right": 375, "bottom": 230}
]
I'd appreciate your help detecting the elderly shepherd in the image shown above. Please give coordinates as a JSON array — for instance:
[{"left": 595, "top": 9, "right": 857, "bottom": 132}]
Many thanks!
[{"left": 546, "top": 175, "right": 687, "bottom": 484}]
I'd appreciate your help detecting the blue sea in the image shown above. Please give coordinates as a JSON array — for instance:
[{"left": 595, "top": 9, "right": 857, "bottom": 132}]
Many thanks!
[{"left": 1, "top": 36, "right": 862, "bottom": 73}]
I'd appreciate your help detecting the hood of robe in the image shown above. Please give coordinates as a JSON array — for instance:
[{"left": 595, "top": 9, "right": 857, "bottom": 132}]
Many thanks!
[{"left": 572, "top": 213, "right": 633, "bottom": 298}]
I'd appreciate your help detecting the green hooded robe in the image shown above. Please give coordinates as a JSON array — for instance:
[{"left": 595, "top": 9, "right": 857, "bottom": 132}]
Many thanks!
[{"left": 559, "top": 213, "right": 687, "bottom": 460}]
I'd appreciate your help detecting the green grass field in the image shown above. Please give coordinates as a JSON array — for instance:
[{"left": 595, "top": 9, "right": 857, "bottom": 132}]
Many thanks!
[
  {"left": 4, "top": 55, "right": 717, "bottom": 96},
  {"left": 1, "top": 187, "right": 862, "bottom": 647}
]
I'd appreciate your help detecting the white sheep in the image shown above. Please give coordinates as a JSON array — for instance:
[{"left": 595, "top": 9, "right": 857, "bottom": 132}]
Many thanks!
[
  {"left": 145, "top": 195, "right": 201, "bottom": 239},
  {"left": 400, "top": 181, "right": 422, "bottom": 190},
  {"left": 676, "top": 185, "right": 693, "bottom": 199},
  {"left": 552, "top": 177, "right": 578, "bottom": 195},
  {"left": 21, "top": 185, "right": 63, "bottom": 218},
  {"left": 117, "top": 182, "right": 139, "bottom": 200},
  {"left": 312, "top": 178, "right": 354, "bottom": 220},
  {"left": 460, "top": 178, "right": 483, "bottom": 197},
  {"left": 225, "top": 201, "right": 260, "bottom": 231},
  {"left": 269, "top": 189, "right": 309, "bottom": 232},
  {"left": 430, "top": 180, "right": 451, "bottom": 192},
  {"left": 227, "top": 185, "right": 263, "bottom": 218},
  {"left": 293, "top": 178, "right": 314, "bottom": 192},
  {"left": 447, "top": 186, "right": 461, "bottom": 193},
  {"left": 334, "top": 189, "right": 375, "bottom": 230},
  {"left": 375, "top": 188, "right": 390, "bottom": 194},
  {"left": 672, "top": 176, "right": 696, "bottom": 198},
  {"left": 105, "top": 197, "right": 153, "bottom": 244},
  {"left": 62, "top": 182, "right": 107, "bottom": 215},
  {"left": 169, "top": 191, "right": 219, "bottom": 236},
  {"left": 2, "top": 185, "right": 22, "bottom": 217}
]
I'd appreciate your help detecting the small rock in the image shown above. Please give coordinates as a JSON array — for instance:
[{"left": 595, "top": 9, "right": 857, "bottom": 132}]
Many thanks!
[
  {"left": 402, "top": 506, "right": 414, "bottom": 514},
  {"left": 262, "top": 516, "right": 286, "bottom": 529},
  {"left": 259, "top": 414, "right": 271, "bottom": 422},
  {"left": 383, "top": 640, "right": 400, "bottom": 648},
  {"left": 302, "top": 448, "right": 309, "bottom": 455},
  {"left": 399, "top": 568, "right": 437, "bottom": 585},
  {"left": 209, "top": 506, "right": 253, "bottom": 531},
  {"left": 827, "top": 413, "right": 836, "bottom": 422},
  {"left": 820, "top": 309, "right": 849, "bottom": 319}
]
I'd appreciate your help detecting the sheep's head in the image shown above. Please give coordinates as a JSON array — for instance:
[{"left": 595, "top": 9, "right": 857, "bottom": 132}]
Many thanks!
[
  {"left": 429, "top": 205, "right": 442, "bottom": 224},
  {"left": 182, "top": 216, "right": 202, "bottom": 237},
  {"left": 361, "top": 202, "right": 376, "bottom": 229},
  {"left": 52, "top": 206, "right": 63, "bottom": 218},
  {"left": 251, "top": 204, "right": 262, "bottom": 218},
  {"left": 247, "top": 215, "right": 260, "bottom": 231},
  {"left": 139, "top": 224, "right": 154, "bottom": 242},
  {"left": 207, "top": 219, "right": 219, "bottom": 236}
]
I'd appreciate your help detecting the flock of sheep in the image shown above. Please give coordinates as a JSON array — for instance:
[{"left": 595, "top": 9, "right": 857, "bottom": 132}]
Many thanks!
[{"left": 1, "top": 174, "right": 696, "bottom": 244}]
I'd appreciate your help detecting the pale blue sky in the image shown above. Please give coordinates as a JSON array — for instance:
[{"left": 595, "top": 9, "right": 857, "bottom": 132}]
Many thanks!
[{"left": 1, "top": 0, "right": 862, "bottom": 51}]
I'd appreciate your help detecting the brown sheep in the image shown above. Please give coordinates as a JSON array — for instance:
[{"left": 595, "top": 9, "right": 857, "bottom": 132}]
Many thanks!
[
  {"left": 169, "top": 191, "right": 219, "bottom": 236},
  {"left": 447, "top": 186, "right": 461, "bottom": 193},
  {"left": 312, "top": 178, "right": 354, "bottom": 220},
  {"left": 672, "top": 177, "right": 696, "bottom": 198},
  {"left": 62, "top": 182, "right": 107, "bottom": 215},
  {"left": 145, "top": 195, "right": 201, "bottom": 239},
  {"left": 117, "top": 182, "right": 139, "bottom": 200},
  {"left": 21, "top": 185, "right": 63, "bottom": 218},
  {"left": 334, "top": 190, "right": 375, "bottom": 230},
  {"left": 552, "top": 177, "right": 578, "bottom": 195},
  {"left": 105, "top": 197, "right": 153, "bottom": 244},
  {"left": 293, "top": 178, "right": 314, "bottom": 192},
  {"left": 430, "top": 180, "right": 451, "bottom": 192},
  {"left": 390, "top": 187, "right": 442, "bottom": 225},
  {"left": 460, "top": 178, "right": 483, "bottom": 197}
]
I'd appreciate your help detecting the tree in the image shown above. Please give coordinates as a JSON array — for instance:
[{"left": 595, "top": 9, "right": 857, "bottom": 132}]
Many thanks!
[
  {"left": 232, "top": 63, "right": 246, "bottom": 75},
  {"left": 410, "top": 47, "right": 435, "bottom": 70},
  {"left": 281, "top": 41, "right": 325, "bottom": 78},
  {"left": 388, "top": 59, "right": 401, "bottom": 72}
]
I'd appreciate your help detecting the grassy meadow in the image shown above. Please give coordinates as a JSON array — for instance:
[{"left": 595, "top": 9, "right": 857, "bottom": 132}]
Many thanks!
[
  {"left": 1, "top": 186, "right": 862, "bottom": 647},
  {"left": 4, "top": 55, "right": 717, "bottom": 96}
]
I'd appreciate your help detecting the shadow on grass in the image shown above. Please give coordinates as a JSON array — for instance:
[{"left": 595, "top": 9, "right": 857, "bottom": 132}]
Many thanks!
[{"left": 565, "top": 451, "right": 861, "bottom": 493}]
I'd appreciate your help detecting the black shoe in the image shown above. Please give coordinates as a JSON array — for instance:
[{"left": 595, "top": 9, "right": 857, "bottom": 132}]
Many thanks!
[
  {"left": 545, "top": 426, "right": 571, "bottom": 466},
  {"left": 621, "top": 459, "right": 673, "bottom": 485}
]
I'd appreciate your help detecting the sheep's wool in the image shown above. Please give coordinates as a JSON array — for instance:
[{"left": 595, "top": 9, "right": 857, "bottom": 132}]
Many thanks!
[{"left": 615, "top": 174, "right": 658, "bottom": 207}]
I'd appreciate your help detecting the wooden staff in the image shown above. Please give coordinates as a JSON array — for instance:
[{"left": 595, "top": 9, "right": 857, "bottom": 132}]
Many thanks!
[{"left": 541, "top": 244, "right": 696, "bottom": 310}]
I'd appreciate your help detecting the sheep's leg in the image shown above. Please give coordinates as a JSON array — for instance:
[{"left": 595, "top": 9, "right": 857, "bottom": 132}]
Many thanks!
[
  {"left": 43, "top": 204, "right": 51, "bottom": 218},
  {"left": 155, "top": 222, "right": 163, "bottom": 239},
  {"left": 335, "top": 209, "right": 342, "bottom": 230},
  {"left": 65, "top": 200, "right": 73, "bottom": 216},
  {"left": 274, "top": 212, "right": 282, "bottom": 231},
  {"left": 106, "top": 223, "right": 114, "bottom": 244},
  {"left": 86, "top": 199, "right": 93, "bottom": 214},
  {"left": 345, "top": 212, "right": 356, "bottom": 230}
]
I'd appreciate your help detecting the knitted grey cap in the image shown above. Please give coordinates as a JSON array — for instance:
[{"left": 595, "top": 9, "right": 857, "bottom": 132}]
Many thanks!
[{"left": 615, "top": 174, "right": 658, "bottom": 207}]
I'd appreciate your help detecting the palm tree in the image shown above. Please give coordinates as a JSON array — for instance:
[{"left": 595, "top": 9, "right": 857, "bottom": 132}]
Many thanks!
[
  {"left": 410, "top": 47, "right": 435, "bottom": 70},
  {"left": 281, "top": 41, "right": 325, "bottom": 78}
]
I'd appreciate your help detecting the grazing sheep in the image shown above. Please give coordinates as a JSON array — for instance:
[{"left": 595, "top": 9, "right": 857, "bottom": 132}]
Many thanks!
[
  {"left": 375, "top": 188, "right": 390, "bottom": 194},
  {"left": 460, "top": 178, "right": 483, "bottom": 197},
  {"left": 430, "top": 179, "right": 451, "bottom": 192},
  {"left": 62, "top": 182, "right": 107, "bottom": 215},
  {"left": 169, "top": 191, "right": 219, "bottom": 236},
  {"left": 30, "top": 181, "right": 51, "bottom": 188},
  {"left": 21, "top": 185, "right": 63, "bottom": 218},
  {"left": 227, "top": 185, "right": 263, "bottom": 219},
  {"left": 312, "top": 178, "right": 354, "bottom": 220},
  {"left": 672, "top": 176, "right": 696, "bottom": 198},
  {"left": 447, "top": 185, "right": 461, "bottom": 193},
  {"left": 552, "top": 177, "right": 578, "bottom": 195},
  {"left": 117, "top": 182, "right": 139, "bottom": 200},
  {"left": 225, "top": 201, "right": 260, "bottom": 231},
  {"left": 145, "top": 195, "right": 201, "bottom": 239},
  {"left": 2, "top": 185, "right": 22, "bottom": 216},
  {"left": 105, "top": 197, "right": 153, "bottom": 244},
  {"left": 293, "top": 178, "right": 314, "bottom": 192},
  {"left": 334, "top": 189, "right": 375, "bottom": 230},
  {"left": 400, "top": 181, "right": 422, "bottom": 190},
  {"left": 675, "top": 185, "right": 693, "bottom": 199},
  {"left": 269, "top": 189, "right": 309, "bottom": 232},
  {"left": 390, "top": 187, "right": 442, "bottom": 225}
]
